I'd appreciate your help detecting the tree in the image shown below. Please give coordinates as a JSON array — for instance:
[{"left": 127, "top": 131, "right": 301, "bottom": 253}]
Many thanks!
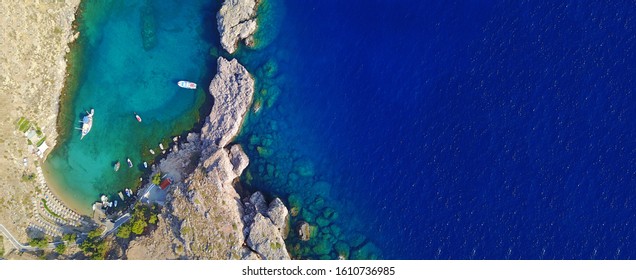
[
  {"left": 131, "top": 219, "right": 147, "bottom": 235},
  {"left": 152, "top": 172, "right": 162, "bottom": 185},
  {"left": 62, "top": 233, "right": 77, "bottom": 243},
  {"left": 148, "top": 213, "right": 158, "bottom": 225},
  {"left": 116, "top": 223, "right": 132, "bottom": 239},
  {"left": 79, "top": 229, "right": 108, "bottom": 260},
  {"left": 29, "top": 238, "right": 48, "bottom": 249},
  {"left": 54, "top": 243, "right": 66, "bottom": 255}
]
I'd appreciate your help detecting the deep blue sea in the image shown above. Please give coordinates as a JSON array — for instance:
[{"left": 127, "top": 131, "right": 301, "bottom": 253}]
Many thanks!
[{"left": 233, "top": 0, "right": 636, "bottom": 259}]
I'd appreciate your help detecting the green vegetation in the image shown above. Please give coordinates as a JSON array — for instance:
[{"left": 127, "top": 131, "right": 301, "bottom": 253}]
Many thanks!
[
  {"left": 21, "top": 173, "right": 36, "bottom": 182},
  {"left": 18, "top": 119, "right": 31, "bottom": 133},
  {"left": 116, "top": 204, "right": 160, "bottom": 240},
  {"left": 16, "top": 117, "right": 31, "bottom": 132},
  {"left": 116, "top": 223, "right": 132, "bottom": 239},
  {"left": 41, "top": 199, "right": 62, "bottom": 219},
  {"left": 54, "top": 243, "right": 66, "bottom": 255},
  {"left": 0, "top": 236, "right": 5, "bottom": 256},
  {"left": 79, "top": 229, "right": 108, "bottom": 260},
  {"left": 36, "top": 137, "right": 46, "bottom": 147},
  {"left": 151, "top": 172, "right": 162, "bottom": 185},
  {"left": 131, "top": 219, "right": 147, "bottom": 235},
  {"left": 16, "top": 117, "right": 25, "bottom": 128},
  {"left": 62, "top": 233, "right": 77, "bottom": 243},
  {"left": 270, "top": 242, "right": 282, "bottom": 250},
  {"left": 29, "top": 237, "right": 48, "bottom": 249}
]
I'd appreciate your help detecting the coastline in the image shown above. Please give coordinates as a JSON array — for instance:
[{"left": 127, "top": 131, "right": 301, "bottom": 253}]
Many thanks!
[{"left": 0, "top": 0, "right": 81, "bottom": 246}]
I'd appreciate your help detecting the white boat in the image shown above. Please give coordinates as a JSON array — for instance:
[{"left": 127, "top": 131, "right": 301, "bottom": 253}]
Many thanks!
[
  {"left": 177, "top": 80, "right": 197, "bottom": 89},
  {"left": 114, "top": 161, "right": 120, "bottom": 172},
  {"left": 127, "top": 158, "right": 133, "bottom": 168},
  {"left": 149, "top": 149, "right": 155, "bottom": 155},
  {"left": 143, "top": 161, "right": 148, "bottom": 168},
  {"left": 118, "top": 192, "right": 125, "bottom": 201},
  {"left": 113, "top": 200, "right": 118, "bottom": 207},
  {"left": 134, "top": 112, "right": 142, "bottom": 122},
  {"left": 159, "top": 143, "right": 165, "bottom": 150},
  {"left": 80, "top": 109, "right": 94, "bottom": 140}
]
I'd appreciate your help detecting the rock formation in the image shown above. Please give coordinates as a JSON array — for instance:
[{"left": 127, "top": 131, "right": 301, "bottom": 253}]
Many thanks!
[
  {"left": 201, "top": 57, "right": 254, "bottom": 154},
  {"left": 125, "top": 57, "right": 289, "bottom": 260},
  {"left": 217, "top": 0, "right": 258, "bottom": 54}
]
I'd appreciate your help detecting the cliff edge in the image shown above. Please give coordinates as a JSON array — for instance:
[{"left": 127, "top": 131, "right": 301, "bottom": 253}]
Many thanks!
[
  {"left": 217, "top": 0, "right": 258, "bottom": 54},
  {"left": 125, "top": 57, "right": 289, "bottom": 260}
]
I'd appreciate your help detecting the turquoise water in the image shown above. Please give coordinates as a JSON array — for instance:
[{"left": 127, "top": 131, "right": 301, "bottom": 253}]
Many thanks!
[{"left": 44, "top": 0, "right": 218, "bottom": 213}]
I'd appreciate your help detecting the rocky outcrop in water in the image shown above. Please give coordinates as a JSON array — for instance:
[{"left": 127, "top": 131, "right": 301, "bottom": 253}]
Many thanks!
[
  {"left": 217, "top": 0, "right": 258, "bottom": 54},
  {"left": 201, "top": 57, "right": 255, "bottom": 154},
  {"left": 124, "top": 57, "right": 289, "bottom": 260}
]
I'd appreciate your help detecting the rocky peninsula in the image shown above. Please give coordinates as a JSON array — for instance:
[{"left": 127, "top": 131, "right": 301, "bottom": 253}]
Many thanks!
[{"left": 124, "top": 57, "right": 290, "bottom": 260}]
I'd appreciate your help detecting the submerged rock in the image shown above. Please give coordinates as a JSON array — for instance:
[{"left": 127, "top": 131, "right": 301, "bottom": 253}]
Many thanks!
[
  {"left": 140, "top": 4, "right": 157, "bottom": 50},
  {"left": 334, "top": 241, "right": 350, "bottom": 259},
  {"left": 312, "top": 238, "right": 333, "bottom": 256},
  {"left": 351, "top": 242, "right": 381, "bottom": 260},
  {"left": 217, "top": 0, "right": 258, "bottom": 54}
]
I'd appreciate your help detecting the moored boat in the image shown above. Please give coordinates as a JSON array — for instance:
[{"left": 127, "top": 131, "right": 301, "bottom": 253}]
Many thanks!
[
  {"left": 114, "top": 161, "right": 120, "bottom": 171},
  {"left": 134, "top": 112, "right": 142, "bottom": 122},
  {"left": 127, "top": 158, "right": 133, "bottom": 168},
  {"left": 177, "top": 80, "right": 197, "bottom": 89},
  {"left": 143, "top": 161, "right": 148, "bottom": 168},
  {"left": 80, "top": 109, "right": 94, "bottom": 140}
]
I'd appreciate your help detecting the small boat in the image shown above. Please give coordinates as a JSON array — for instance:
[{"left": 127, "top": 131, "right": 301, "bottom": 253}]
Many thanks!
[
  {"left": 114, "top": 161, "right": 120, "bottom": 171},
  {"left": 80, "top": 109, "right": 94, "bottom": 140},
  {"left": 159, "top": 143, "right": 165, "bottom": 150},
  {"left": 149, "top": 149, "right": 155, "bottom": 155},
  {"left": 143, "top": 161, "right": 148, "bottom": 168},
  {"left": 125, "top": 189, "right": 132, "bottom": 197},
  {"left": 134, "top": 112, "right": 142, "bottom": 122},
  {"left": 177, "top": 80, "right": 197, "bottom": 89},
  {"left": 127, "top": 158, "right": 133, "bottom": 168},
  {"left": 118, "top": 192, "right": 125, "bottom": 201},
  {"left": 113, "top": 200, "right": 118, "bottom": 207}
]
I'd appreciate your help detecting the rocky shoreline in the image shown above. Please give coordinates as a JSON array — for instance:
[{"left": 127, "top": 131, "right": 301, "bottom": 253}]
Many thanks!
[{"left": 124, "top": 57, "right": 290, "bottom": 259}]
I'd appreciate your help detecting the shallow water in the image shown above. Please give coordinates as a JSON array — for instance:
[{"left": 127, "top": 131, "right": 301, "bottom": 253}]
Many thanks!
[{"left": 44, "top": 0, "right": 219, "bottom": 213}]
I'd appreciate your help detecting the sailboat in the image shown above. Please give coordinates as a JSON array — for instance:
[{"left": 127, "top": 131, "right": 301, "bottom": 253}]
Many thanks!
[{"left": 80, "top": 109, "right": 94, "bottom": 140}]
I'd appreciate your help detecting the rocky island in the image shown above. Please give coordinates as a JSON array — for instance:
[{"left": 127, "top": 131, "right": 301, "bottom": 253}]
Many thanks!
[{"left": 217, "top": 0, "right": 259, "bottom": 54}]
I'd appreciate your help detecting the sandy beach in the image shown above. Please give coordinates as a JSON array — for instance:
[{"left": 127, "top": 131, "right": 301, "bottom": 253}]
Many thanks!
[{"left": 0, "top": 0, "right": 80, "bottom": 250}]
